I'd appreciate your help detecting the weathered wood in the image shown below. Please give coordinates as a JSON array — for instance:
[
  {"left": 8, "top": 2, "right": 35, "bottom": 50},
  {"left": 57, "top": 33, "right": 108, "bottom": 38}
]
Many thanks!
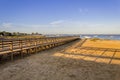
[
  {"left": 10, "top": 41, "right": 13, "bottom": 61},
  {"left": 0, "top": 37, "right": 79, "bottom": 61}
]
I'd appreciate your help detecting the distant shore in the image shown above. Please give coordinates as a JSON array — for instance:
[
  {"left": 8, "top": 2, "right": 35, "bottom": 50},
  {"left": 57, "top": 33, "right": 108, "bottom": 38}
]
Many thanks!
[{"left": 80, "top": 34, "right": 120, "bottom": 40}]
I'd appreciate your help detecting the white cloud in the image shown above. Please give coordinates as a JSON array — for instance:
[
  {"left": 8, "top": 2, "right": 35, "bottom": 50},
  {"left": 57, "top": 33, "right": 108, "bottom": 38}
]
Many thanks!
[
  {"left": 79, "top": 8, "right": 88, "bottom": 14},
  {"left": 79, "top": 8, "right": 83, "bottom": 13},
  {"left": 0, "top": 21, "right": 120, "bottom": 34},
  {"left": 85, "top": 9, "right": 88, "bottom": 12},
  {"left": 50, "top": 20, "right": 65, "bottom": 25},
  {"left": 2, "top": 23, "right": 13, "bottom": 28}
]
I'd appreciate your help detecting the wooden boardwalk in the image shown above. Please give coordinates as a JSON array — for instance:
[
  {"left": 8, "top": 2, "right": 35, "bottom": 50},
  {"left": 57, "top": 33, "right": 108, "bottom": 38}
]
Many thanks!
[{"left": 0, "top": 37, "right": 79, "bottom": 61}]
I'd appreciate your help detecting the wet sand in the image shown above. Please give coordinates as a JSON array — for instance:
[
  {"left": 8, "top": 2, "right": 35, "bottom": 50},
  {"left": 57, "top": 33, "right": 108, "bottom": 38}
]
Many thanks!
[{"left": 0, "top": 39, "right": 120, "bottom": 80}]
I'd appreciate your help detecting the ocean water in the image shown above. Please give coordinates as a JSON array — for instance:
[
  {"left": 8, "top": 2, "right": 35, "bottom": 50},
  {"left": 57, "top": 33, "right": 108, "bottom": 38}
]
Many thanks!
[{"left": 80, "top": 35, "right": 120, "bottom": 40}]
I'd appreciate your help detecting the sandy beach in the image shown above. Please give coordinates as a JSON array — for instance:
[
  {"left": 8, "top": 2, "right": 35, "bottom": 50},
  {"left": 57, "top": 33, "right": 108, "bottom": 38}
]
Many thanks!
[{"left": 0, "top": 39, "right": 120, "bottom": 80}]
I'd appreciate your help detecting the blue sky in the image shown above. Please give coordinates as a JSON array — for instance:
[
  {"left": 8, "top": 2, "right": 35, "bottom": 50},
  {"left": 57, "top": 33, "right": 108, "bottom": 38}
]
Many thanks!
[{"left": 0, "top": 0, "right": 120, "bottom": 34}]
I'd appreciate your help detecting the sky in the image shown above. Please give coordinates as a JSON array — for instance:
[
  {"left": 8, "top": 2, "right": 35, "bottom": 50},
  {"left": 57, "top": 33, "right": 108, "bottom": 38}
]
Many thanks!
[{"left": 0, "top": 0, "right": 120, "bottom": 34}]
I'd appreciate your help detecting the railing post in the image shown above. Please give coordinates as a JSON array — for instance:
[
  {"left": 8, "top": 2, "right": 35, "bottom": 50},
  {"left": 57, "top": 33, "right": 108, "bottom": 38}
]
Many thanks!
[
  {"left": 28, "top": 39, "right": 31, "bottom": 47},
  {"left": 10, "top": 41, "right": 13, "bottom": 51},
  {"left": 41, "top": 38, "right": 44, "bottom": 44},
  {"left": 10, "top": 41, "right": 13, "bottom": 61},
  {"left": 19, "top": 40, "right": 23, "bottom": 58},
  {"left": 19, "top": 40, "right": 22, "bottom": 49},
  {"left": 34, "top": 40, "right": 37, "bottom": 53},
  {"left": 44, "top": 38, "right": 47, "bottom": 43}
]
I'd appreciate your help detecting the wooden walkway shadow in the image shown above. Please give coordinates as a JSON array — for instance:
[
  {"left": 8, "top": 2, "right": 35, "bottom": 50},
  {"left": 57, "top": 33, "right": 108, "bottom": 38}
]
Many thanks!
[{"left": 65, "top": 46, "right": 120, "bottom": 64}]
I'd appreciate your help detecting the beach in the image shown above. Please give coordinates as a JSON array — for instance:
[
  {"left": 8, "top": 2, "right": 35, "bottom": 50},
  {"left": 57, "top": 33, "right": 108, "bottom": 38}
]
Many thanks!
[{"left": 0, "top": 39, "right": 120, "bottom": 80}]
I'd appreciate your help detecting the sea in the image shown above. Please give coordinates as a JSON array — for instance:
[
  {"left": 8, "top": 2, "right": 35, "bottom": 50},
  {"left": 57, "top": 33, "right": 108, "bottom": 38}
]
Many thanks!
[
  {"left": 80, "top": 34, "right": 120, "bottom": 40},
  {"left": 44, "top": 34, "right": 120, "bottom": 40}
]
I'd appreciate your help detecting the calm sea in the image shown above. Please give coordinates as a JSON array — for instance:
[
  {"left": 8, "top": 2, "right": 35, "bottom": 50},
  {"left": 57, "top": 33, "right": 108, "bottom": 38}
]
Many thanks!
[{"left": 80, "top": 34, "right": 120, "bottom": 40}]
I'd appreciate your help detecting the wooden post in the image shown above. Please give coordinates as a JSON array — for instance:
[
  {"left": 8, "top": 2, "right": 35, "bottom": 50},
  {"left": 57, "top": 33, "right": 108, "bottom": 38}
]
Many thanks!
[
  {"left": 27, "top": 39, "right": 31, "bottom": 47},
  {"left": 44, "top": 38, "right": 46, "bottom": 44},
  {"left": 10, "top": 41, "right": 13, "bottom": 61},
  {"left": 41, "top": 39, "right": 44, "bottom": 44},
  {"left": 19, "top": 40, "right": 22, "bottom": 49},
  {"left": 34, "top": 40, "right": 37, "bottom": 53},
  {"left": 19, "top": 40, "right": 23, "bottom": 58}
]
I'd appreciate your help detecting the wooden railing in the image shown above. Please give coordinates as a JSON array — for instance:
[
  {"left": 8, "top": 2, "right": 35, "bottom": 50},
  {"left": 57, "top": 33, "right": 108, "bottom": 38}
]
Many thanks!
[{"left": 0, "top": 36, "right": 79, "bottom": 61}]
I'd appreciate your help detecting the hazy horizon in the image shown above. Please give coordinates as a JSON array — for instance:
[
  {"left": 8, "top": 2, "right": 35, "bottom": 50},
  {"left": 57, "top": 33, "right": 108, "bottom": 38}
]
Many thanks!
[{"left": 0, "top": 0, "right": 120, "bottom": 34}]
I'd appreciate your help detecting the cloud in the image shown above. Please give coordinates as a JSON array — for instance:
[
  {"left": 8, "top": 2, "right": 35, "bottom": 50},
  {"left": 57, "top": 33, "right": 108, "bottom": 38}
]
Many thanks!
[
  {"left": 79, "top": 8, "right": 83, "bottom": 13},
  {"left": 84, "top": 8, "right": 88, "bottom": 12},
  {"left": 50, "top": 20, "right": 65, "bottom": 25},
  {"left": 79, "top": 8, "right": 88, "bottom": 14},
  {"left": 2, "top": 23, "right": 13, "bottom": 28},
  {"left": 0, "top": 21, "right": 120, "bottom": 34}
]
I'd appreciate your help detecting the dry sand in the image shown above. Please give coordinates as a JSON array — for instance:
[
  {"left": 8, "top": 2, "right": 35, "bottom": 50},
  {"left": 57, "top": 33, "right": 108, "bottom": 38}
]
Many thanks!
[
  {"left": 82, "top": 39, "right": 120, "bottom": 49},
  {"left": 0, "top": 39, "right": 120, "bottom": 80}
]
